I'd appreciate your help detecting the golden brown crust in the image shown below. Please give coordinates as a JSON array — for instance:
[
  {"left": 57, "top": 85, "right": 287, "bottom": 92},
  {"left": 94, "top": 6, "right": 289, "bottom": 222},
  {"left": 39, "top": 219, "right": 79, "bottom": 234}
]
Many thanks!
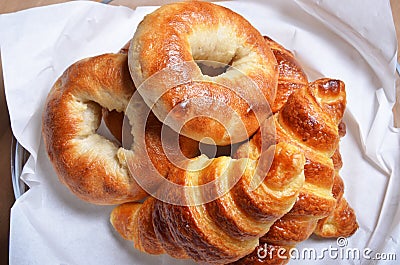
[
  {"left": 102, "top": 109, "right": 201, "bottom": 178},
  {"left": 288, "top": 190, "right": 335, "bottom": 217},
  {"left": 264, "top": 36, "right": 308, "bottom": 113},
  {"left": 278, "top": 82, "right": 341, "bottom": 154},
  {"left": 263, "top": 215, "right": 318, "bottom": 247},
  {"left": 110, "top": 202, "right": 141, "bottom": 241},
  {"left": 99, "top": 43, "right": 132, "bottom": 144},
  {"left": 110, "top": 199, "right": 166, "bottom": 255},
  {"left": 110, "top": 142, "right": 305, "bottom": 264},
  {"left": 139, "top": 111, "right": 201, "bottom": 178},
  {"left": 314, "top": 196, "right": 358, "bottom": 238},
  {"left": 314, "top": 173, "right": 358, "bottom": 238},
  {"left": 152, "top": 198, "right": 189, "bottom": 259},
  {"left": 235, "top": 78, "right": 347, "bottom": 263},
  {"left": 133, "top": 198, "right": 165, "bottom": 255},
  {"left": 43, "top": 53, "right": 200, "bottom": 205},
  {"left": 43, "top": 2, "right": 359, "bottom": 262},
  {"left": 231, "top": 145, "right": 305, "bottom": 223},
  {"left": 303, "top": 158, "right": 335, "bottom": 189},
  {"left": 42, "top": 54, "right": 146, "bottom": 205},
  {"left": 331, "top": 147, "right": 343, "bottom": 171},
  {"left": 158, "top": 146, "right": 303, "bottom": 264},
  {"left": 314, "top": 79, "right": 346, "bottom": 125},
  {"left": 106, "top": 38, "right": 357, "bottom": 264},
  {"left": 314, "top": 122, "right": 358, "bottom": 238},
  {"left": 129, "top": 1, "right": 278, "bottom": 145}
]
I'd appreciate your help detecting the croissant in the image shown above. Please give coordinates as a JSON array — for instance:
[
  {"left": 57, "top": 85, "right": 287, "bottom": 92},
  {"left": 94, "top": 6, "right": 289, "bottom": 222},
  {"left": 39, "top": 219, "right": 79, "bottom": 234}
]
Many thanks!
[
  {"left": 111, "top": 141, "right": 306, "bottom": 264},
  {"left": 233, "top": 78, "right": 347, "bottom": 264}
]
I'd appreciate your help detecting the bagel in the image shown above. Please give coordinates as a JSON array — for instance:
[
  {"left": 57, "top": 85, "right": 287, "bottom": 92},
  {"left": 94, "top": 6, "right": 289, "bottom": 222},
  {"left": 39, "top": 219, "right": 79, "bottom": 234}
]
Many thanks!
[
  {"left": 129, "top": 1, "right": 278, "bottom": 145},
  {"left": 42, "top": 53, "right": 199, "bottom": 205}
]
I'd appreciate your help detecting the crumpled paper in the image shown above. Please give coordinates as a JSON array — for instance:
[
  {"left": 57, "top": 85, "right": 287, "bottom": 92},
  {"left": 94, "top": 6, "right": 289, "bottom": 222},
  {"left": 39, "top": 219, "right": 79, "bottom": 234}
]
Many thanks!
[{"left": 1, "top": 1, "right": 399, "bottom": 264}]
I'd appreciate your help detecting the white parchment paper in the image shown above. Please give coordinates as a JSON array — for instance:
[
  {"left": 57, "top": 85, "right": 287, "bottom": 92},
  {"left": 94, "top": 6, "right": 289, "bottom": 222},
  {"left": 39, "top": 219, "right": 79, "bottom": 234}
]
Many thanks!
[{"left": 1, "top": 1, "right": 399, "bottom": 264}]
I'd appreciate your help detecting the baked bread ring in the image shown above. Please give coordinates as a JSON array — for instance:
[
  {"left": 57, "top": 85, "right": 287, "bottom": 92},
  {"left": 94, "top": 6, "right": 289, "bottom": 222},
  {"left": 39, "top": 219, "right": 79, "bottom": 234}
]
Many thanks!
[
  {"left": 129, "top": 1, "right": 278, "bottom": 145},
  {"left": 42, "top": 53, "right": 199, "bottom": 205}
]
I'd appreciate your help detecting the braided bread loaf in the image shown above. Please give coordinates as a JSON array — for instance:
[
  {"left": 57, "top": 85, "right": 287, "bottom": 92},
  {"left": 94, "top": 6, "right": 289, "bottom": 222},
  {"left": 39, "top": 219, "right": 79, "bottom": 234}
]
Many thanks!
[
  {"left": 266, "top": 37, "right": 358, "bottom": 239},
  {"left": 268, "top": 36, "right": 358, "bottom": 237},
  {"left": 233, "top": 78, "right": 347, "bottom": 264},
  {"left": 232, "top": 38, "right": 356, "bottom": 264},
  {"left": 267, "top": 36, "right": 358, "bottom": 239},
  {"left": 111, "top": 142, "right": 305, "bottom": 264}
]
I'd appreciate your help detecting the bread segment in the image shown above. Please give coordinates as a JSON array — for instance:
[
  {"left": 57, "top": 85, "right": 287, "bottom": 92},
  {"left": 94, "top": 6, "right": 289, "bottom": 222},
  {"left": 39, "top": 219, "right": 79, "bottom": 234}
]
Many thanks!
[{"left": 111, "top": 142, "right": 305, "bottom": 264}]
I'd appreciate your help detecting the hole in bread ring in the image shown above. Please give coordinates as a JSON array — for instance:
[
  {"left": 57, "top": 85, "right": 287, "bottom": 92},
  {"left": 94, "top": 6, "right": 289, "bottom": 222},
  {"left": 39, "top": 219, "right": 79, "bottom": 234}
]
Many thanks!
[
  {"left": 42, "top": 53, "right": 200, "bottom": 205},
  {"left": 157, "top": 92, "right": 250, "bottom": 171},
  {"left": 128, "top": 1, "right": 278, "bottom": 145}
]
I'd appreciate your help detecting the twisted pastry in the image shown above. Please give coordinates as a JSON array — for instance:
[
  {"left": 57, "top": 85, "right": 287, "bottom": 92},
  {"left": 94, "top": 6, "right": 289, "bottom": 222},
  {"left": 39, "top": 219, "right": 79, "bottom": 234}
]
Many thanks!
[
  {"left": 234, "top": 78, "right": 347, "bottom": 264},
  {"left": 111, "top": 142, "right": 306, "bottom": 264},
  {"left": 265, "top": 36, "right": 358, "bottom": 238},
  {"left": 266, "top": 37, "right": 357, "bottom": 238}
]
